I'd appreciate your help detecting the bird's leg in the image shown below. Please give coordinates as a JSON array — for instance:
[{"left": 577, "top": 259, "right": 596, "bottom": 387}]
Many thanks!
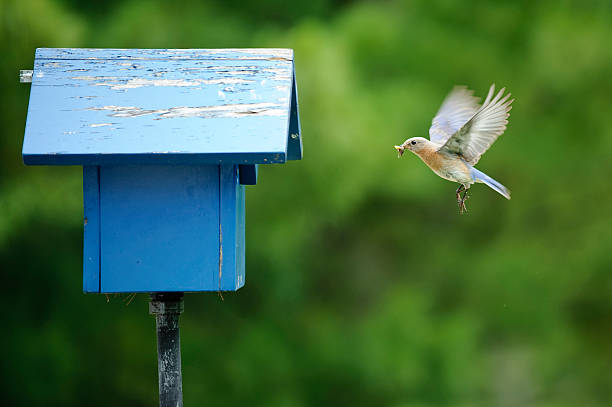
[
  {"left": 459, "top": 188, "right": 470, "bottom": 214},
  {"left": 456, "top": 185, "right": 465, "bottom": 205}
]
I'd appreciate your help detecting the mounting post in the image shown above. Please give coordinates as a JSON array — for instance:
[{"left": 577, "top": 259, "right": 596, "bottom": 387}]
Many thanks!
[{"left": 150, "top": 293, "right": 184, "bottom": 407}]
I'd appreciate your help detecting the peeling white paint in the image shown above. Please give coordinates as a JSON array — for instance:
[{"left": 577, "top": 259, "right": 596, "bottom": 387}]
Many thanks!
[
  {"left": 89, "top": 102, "right": 285, "bottom": 119},
  {"left": 111, "top": 78, "right": 202, "bottom": 90},
  {"left": 160, "top": 104, "right": 285, "bottom": 119},
  {"left": 263, "top": 68, "right": 292, "bottom": 82},
  {"left": 89, "top": 105, "right": 156, "bottom": 117},
  {"left": 72, "top": 75, "right": 120, "bottom": 81},
  {"left": 222, "top": 70, "right": 257, "bottom": 76},
  {"left": 201, "top": 78, "right": 253, "bottom": 85},
  {"left": 71, "top": 75, "right": 254, "bottom": 90}
]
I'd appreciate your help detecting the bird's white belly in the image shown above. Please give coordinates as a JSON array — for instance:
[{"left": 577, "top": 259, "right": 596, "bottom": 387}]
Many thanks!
[{"left": 434, "top": 162, "right": 473, "bottom": 184}]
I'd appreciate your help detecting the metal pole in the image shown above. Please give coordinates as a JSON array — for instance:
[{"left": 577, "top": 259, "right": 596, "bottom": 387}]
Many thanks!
[{"left": 150, "top": 292, "right": 184, "bottom": 407}]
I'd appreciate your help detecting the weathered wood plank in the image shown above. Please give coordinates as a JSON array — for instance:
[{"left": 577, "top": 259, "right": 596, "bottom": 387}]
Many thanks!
[{"left": 35, "top": 48, "right": 293, "bottom": 61}]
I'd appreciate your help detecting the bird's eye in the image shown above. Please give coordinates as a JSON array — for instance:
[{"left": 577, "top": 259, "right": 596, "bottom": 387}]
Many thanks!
[{"left": 411, "top": 140, "right": 417, "bottom": 145}]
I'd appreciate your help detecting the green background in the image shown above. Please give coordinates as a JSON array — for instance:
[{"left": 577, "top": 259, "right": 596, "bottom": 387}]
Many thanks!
[{"left": 1, "top": 0, "right": 611, "bottom": 405}]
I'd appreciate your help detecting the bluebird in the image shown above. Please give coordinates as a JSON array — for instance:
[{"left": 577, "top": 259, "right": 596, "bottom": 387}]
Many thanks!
[{"left": 395, "top": 84, "right": 513, "bottom": 213}]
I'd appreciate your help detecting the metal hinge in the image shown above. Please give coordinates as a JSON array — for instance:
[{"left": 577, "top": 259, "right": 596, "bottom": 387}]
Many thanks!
[{"left": 20, "top": 70, "right": 33, "bottom": 83}]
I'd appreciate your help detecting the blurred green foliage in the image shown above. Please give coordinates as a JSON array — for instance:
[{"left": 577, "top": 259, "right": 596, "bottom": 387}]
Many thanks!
[{"left": 1, "top": 0, "right": 612, "bottom": 405}]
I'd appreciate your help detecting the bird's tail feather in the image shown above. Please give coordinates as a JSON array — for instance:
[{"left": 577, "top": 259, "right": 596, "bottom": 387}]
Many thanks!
[{"left": 470, "top": 167, "right": 511, "bottom": 199}]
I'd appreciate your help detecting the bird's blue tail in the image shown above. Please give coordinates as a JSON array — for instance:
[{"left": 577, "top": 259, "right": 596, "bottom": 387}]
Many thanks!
[{"left": 470, "top": 167, "right": 511, "bottom": 199}]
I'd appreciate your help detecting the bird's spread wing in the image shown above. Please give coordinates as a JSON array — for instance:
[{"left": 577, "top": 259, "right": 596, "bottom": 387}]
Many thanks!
[
  {"left": 438, "top": 84, "right": 513, "bottom": 165},
  {"left": 429, "top": 86, "right": 480, "bottom": 145}
]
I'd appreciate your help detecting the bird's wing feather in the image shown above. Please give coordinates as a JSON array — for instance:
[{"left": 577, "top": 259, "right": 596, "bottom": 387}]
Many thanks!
[
  {"left": 439, "top": 84, "right": 513, "bottom": 165},
  {"left": 429, "top": 86, "right": 481, "bottom": 145}
]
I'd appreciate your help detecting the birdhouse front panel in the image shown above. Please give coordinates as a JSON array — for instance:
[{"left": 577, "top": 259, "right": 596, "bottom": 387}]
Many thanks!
[
  {"left": 22, "top": 48, "right": 301, "bottom": 293},
  {"left": 83, "top": 164, "right": 245, "bottom": 293}
]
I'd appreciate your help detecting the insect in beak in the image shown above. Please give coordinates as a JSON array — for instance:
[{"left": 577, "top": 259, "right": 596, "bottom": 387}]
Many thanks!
[{"left": 394, "top": 145, "right": 404, "bottom": 158}]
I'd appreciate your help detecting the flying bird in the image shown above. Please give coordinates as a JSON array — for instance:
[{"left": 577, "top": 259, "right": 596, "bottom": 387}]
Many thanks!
[{"left": 395, "top": 84, "right": 514, "bottom": 213}]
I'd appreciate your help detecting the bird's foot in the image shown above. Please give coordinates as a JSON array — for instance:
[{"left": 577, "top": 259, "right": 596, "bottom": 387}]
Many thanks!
[{"left": 458, "top": 189, "right": 469, "bottom": 214}]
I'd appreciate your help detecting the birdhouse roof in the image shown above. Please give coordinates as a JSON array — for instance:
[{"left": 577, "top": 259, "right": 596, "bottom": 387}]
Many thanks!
[{"left": 22, "top": 48, "right": 301, "bottom": 165}]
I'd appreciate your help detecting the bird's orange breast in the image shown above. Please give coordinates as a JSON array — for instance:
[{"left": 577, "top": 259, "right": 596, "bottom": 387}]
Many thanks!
[
  {"left": 417, "top": 148, "right": 445, "bottom": 172},
  {"left": 414, "top": 147, "right": 472, "bottom": 183}
]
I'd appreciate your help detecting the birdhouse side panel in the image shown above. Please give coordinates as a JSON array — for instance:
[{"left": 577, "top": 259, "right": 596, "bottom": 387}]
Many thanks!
[
  {"left": 238, "top": 164, "right": 258, "bottom": 185},
  {"left": 237, "top": 178, "right": 246, "bottom": 289},
  {"left": 287, "top": 71, "right": 302, "bottom": 161},
  {"left": 83, "top": 166, "right": 101, "bottom": 293},
  {"left": 219, "top": 165, "right": 246, "bottom": 290}
]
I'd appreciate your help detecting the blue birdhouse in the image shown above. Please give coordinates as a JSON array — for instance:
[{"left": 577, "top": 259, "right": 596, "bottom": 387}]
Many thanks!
[{"left": 22, "top": 48, "right": 302, "bottom": 294}]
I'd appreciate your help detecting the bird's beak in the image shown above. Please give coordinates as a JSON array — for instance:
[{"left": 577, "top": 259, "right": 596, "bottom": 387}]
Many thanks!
[{"left": 394, "top": 145, "right": 404, "bottom": 158}]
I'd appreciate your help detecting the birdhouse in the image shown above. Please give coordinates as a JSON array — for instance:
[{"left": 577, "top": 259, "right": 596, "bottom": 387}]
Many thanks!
[{"left": 22, "top": 48, "right": 302, "bottom": 294}]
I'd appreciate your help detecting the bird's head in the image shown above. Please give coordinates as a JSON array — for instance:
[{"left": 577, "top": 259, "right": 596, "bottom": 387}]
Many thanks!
[{"left": 394, "top": 137, "right": 429, "bottom": 157}]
